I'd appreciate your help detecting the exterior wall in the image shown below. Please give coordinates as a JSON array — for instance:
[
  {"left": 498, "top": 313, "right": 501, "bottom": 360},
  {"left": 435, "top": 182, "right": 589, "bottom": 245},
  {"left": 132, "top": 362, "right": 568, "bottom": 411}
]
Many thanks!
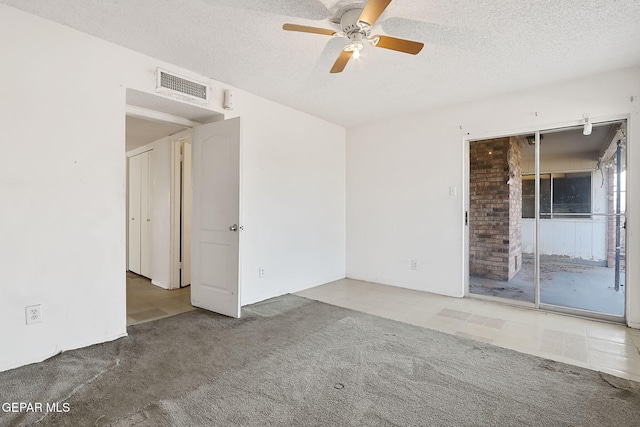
[
  {"left": 469, "top": 137, "right": 522, "bottom": 281},
  {"left": 508, "top": 137, "right": 524, "bottom": 277},
  {"left": 522, "top": 219, "right": 607, "bottom": 261},
  {"left": 521, "top": 157, "right": 609, "bottom": 262}
]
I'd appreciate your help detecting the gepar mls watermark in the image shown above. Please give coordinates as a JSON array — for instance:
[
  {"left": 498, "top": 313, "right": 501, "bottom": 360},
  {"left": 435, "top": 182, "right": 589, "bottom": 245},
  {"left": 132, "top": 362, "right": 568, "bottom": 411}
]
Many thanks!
[{"left": 2, "top": 402, "right": 70, "bottom": 413}]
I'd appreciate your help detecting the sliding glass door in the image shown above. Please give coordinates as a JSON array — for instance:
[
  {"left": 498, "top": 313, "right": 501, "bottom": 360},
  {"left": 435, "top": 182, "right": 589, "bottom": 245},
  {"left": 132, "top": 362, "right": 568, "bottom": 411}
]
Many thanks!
[{"left": 467, "top": 121, "right": 626, "bottom": 320}]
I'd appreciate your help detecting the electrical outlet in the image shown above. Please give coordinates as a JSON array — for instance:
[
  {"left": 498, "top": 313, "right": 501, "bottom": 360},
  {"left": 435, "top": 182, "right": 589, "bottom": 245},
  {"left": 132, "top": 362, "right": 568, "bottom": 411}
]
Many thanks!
[
  {"left": 25, "top": 305, "right": 42, "bottom": 325},
  {"left": 411, "top": 260, "right": 419, "bottom": 271},
  {"left": 258, "top": 268, "right": 265, "bottom": 278}
]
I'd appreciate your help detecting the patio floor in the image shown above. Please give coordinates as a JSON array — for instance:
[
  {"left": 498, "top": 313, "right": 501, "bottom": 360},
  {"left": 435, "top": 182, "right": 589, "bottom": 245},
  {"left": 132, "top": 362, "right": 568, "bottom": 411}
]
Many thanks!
[{"left": 469, "top": 260, "right": 625, "bottom": 317}]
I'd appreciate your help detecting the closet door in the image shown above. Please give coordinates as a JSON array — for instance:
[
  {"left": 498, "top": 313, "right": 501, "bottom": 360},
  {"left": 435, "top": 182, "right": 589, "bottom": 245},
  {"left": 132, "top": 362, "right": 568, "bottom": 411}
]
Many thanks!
[
  {"left": 128, "top": 154, "right": 142, "bottom": 274},
  {"left": 128, "top": 151, "right": 152, "bottom": 278},
  {"left": 139, "top": 151, "right": 151, "bottom": 278}
]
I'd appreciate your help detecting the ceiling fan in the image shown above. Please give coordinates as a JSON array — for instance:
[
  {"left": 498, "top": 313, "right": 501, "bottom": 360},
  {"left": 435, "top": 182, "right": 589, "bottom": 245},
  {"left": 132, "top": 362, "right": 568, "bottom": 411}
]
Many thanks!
[{"left": 282, "top": 0, "right": 424, "bottom": 73}]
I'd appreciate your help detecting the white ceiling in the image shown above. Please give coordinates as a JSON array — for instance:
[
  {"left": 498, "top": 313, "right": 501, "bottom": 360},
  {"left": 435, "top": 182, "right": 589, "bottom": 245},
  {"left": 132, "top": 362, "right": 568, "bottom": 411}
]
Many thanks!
[
  {"left": 125, "top": 116, "right": 186, "bottom": 152},
  {"left": 521, "top": 123, "right": 619, "bottom": 160},
  {"left": 3, "top": 0, "right": 640, "bottom": 127}
]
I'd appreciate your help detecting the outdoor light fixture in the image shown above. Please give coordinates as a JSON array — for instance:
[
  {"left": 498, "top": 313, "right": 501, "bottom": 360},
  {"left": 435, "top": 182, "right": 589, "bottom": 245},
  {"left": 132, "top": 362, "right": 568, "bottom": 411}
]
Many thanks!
[
  {"left": 583, "top": 113, "right": 592, "bottom": 136},
  {"left": 526, "top": 135, "right": 543, "bottom": 145}
]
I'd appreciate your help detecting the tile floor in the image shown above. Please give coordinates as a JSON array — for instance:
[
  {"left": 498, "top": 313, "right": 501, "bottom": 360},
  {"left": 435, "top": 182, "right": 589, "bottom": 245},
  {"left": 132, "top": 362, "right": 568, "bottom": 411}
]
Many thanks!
[
  {"left": 297, "top": 278, "right": 640, "bottom": 382},
  {"left": 126, "top": 272, "right": 195, "bottom": 326},
  {"left": 469, "top": 259, "right": 625, "bottom": 316}
]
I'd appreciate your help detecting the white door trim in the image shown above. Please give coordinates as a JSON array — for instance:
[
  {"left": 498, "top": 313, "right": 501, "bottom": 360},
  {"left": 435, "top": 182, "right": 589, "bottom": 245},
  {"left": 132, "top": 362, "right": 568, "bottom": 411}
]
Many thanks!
[{"left": 126, "top": 105, "right": 201, "bottom": 128}]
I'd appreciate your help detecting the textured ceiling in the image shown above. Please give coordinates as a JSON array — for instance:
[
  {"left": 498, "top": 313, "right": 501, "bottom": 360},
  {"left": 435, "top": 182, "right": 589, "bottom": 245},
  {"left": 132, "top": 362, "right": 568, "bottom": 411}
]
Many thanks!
[
  {"left": 3, "top": 0, "right": 640, "bottom": 127},
  {"left": 521, "top": 123, "right": 619, "bottom": 160},
  {"left": 125, "top": 116, "right": 186, "bottom": 152}
]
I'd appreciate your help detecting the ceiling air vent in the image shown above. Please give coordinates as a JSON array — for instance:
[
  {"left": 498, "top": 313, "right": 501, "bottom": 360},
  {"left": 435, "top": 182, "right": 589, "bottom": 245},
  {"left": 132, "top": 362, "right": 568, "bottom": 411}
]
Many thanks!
[{"left": 156, "top": 68, "right": 209, "bottom": 105}]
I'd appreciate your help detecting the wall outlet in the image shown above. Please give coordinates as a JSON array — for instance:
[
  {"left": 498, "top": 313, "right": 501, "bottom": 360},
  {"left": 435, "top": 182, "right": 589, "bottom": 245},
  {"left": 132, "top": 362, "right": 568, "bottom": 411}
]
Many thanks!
[
  {"left": 449, "top": 186, "right": 457, "bottom": 196},
  {"left": 258, "top": 267, "right": 265, "bottom": 278},
  {"left": 25, "top": 305, "right": 42, "bottom": 325},
  {"left": 411, "top": 260, "right": 419, "bottom": 271}
]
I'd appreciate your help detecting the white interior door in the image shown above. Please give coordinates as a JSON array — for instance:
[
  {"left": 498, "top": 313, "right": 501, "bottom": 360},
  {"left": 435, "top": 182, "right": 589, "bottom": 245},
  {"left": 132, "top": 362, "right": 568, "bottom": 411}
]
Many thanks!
[
  {"left": 139, "top": 151, "right": 151, "bottom": 278},
  {"left": 191, "top": 118, "right": 241, "bottom": 318},
  {"left": 181, "top": 140, "right": 192, "bottom": 287},
  {"left": 128, "top": 154, "right": 142, "bottom": 274}
]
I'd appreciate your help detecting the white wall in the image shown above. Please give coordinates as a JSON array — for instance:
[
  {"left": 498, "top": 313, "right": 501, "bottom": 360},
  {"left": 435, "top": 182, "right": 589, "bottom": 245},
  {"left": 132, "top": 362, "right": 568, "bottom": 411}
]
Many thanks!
[
  {"left": 0, "top": 5, "right": 346, "bottom": 372},
  {"left": 346, "top": 68, "right": 640, "bottom": 326},
  {"left": 1, "top": 6, "right": 128, "bottom": 372},
  {"left": 228, "top": 93, "right": 346, "bottom": 305}
]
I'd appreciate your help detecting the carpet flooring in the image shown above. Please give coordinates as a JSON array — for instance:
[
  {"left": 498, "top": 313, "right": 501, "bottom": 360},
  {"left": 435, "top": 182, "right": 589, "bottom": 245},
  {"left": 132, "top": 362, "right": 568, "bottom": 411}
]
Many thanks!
[{"left": 1, "top": 295, "right": 639, "bottom": 426}]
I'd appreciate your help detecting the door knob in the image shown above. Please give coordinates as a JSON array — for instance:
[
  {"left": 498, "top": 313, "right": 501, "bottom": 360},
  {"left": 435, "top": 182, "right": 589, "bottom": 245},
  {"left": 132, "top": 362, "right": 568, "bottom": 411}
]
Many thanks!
[{"left": 230, "top": 224, "right": 238, "bottom": 232}]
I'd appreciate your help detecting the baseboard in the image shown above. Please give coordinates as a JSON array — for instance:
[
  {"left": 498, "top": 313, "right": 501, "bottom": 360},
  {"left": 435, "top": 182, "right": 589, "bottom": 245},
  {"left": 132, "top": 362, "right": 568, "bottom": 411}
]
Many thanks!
[
  {"left": 151, "top": 279, "right": 169, "bottom": 290},
  {"left": 0, "top": 332, "right": 128, "bottom": 373},
  {"left": 241, "top": 274, "right": 346, "bottom": 306},
  {"left": 345, "top": 274, "right": 463, "bottom": 299},
  {"left": 627, "top": 322, "right": 640, "bottom": 330}
]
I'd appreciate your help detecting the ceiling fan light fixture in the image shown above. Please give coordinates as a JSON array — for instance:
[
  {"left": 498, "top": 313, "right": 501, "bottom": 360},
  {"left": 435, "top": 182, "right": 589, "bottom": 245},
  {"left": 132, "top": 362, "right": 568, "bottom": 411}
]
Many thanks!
[
  {"left": 344, "top": 40, "right": 364, "bottom": 52},
  {"left": 345, "top": 41, "right": 363, "bottom": 59}
]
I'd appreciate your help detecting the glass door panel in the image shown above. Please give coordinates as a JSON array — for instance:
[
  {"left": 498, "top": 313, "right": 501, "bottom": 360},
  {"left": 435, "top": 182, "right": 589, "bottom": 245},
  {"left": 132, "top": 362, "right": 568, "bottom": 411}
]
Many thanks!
[
  {"left": 538, "top": 125, "right": 626, "bottom": 317},
  {"left": 468, "top": 137, "right": 534, "bottom": 304}
]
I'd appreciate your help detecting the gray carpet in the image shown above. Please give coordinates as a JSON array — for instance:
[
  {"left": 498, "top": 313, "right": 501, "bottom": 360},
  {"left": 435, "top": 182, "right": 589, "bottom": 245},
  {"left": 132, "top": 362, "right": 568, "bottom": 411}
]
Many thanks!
[{"left": 1, "top": 295, "right": 639, "bottom": 426}]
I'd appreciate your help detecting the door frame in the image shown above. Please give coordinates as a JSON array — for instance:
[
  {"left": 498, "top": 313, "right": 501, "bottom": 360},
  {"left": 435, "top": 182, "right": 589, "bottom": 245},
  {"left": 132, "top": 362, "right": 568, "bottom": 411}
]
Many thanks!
[
  {"left": 126, "top": 105, "right": 201, "bottom": 290},
  {"left": 126, "top": 106, "right": 238, "bottom": 296},
  {"left": 170, "top": 130, "right": 195, "bottom": 290},
  {"left": 463, "top": 114, "right": 630, "bottom": 323}
]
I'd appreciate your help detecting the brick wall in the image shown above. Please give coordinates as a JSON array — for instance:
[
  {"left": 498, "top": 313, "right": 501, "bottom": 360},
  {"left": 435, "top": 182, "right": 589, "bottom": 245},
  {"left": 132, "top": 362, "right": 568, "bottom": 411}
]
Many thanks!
[
  {"left": 508, "top": 137, "right": 523, "bottom": 279},
  {"left": 469, "top": 137, "right": 523, "bottom": 281}
]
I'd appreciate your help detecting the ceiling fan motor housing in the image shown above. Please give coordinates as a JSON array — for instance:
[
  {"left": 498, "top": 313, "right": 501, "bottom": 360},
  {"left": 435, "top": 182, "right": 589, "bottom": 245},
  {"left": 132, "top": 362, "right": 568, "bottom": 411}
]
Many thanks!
[{"left": 340, "top": 8, "right": 372, "bottom": 39}]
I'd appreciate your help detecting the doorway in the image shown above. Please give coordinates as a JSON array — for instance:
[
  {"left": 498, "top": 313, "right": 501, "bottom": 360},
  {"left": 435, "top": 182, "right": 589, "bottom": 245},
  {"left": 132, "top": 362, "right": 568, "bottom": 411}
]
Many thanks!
[
  {"left": 125, "top": 114, "right": 193, "bottom": 325},
  {"left": 466, "top": 120, "right": 627, "bottom": 320},
  {"left": 124, "top": 104, "right": 243, "bottom": 322}
]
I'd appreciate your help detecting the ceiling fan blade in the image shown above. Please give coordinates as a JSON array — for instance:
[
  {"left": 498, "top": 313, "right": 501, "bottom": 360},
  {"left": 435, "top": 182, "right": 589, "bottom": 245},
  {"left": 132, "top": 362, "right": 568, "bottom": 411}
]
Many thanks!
[
  {"left": 282, "top": 24, "right": 336, "bottom": 36},
  {"left": 358, "top": 0, "right": 392, "bottom": 26},
  {"left": 374, "top": 35, "right": 424, "bottom": 55},
  {"left": 330, "top": 50, "right": 353, "bottom": 73}
]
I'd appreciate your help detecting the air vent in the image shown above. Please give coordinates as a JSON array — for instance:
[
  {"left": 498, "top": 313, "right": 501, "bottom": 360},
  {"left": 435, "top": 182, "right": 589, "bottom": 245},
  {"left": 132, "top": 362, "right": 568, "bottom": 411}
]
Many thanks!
[{"left": 156, "top": 69, "right": 209, "bottom": 105}]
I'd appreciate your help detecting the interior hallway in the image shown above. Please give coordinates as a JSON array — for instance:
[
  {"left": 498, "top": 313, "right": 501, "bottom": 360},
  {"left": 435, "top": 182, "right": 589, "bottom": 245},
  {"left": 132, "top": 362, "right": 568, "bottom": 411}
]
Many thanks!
[
  {"left": 297, "top": 278, "right": 640, "bottom": 382},
  {"left": 126, "top": 272, "right": 194, "bottom": 326}
]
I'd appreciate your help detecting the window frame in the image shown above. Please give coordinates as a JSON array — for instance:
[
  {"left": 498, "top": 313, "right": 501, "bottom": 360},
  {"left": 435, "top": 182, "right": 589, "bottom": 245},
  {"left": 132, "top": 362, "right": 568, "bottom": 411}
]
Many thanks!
[{"left": 522, "top": 171, "right": 593, "bottom": 219}]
